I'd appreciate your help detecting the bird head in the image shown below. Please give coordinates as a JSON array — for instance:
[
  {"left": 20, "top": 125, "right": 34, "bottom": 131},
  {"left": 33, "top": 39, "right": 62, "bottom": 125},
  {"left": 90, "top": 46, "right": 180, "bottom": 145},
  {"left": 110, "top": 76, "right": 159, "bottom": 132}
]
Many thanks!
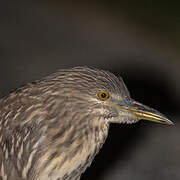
[
  {"left": 33, "top": 67, "right": 173, "bottom": 179},
  {"left": 55, "top": 67, "right": 173, "bottom": 126}
]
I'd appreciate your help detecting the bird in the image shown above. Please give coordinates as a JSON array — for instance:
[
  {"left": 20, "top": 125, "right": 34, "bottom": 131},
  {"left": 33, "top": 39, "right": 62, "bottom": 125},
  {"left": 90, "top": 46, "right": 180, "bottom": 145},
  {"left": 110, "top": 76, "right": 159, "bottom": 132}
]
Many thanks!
[{"left": 0, "top": 67, "right": 173, "bottom": 180}]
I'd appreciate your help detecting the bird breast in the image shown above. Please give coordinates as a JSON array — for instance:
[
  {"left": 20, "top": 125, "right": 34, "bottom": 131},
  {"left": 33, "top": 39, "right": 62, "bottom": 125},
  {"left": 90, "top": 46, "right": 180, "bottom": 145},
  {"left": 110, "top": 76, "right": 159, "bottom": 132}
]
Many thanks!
[{"left": 36, "top": 121, "right": 109, "bottom": 180}]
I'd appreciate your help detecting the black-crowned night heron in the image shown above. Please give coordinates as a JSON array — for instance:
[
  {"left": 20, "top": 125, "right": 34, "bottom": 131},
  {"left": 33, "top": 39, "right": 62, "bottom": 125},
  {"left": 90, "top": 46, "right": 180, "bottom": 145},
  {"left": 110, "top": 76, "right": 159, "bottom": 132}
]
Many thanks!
[{"left": 0, "top": 67, "right": 173, "bottom": 180}]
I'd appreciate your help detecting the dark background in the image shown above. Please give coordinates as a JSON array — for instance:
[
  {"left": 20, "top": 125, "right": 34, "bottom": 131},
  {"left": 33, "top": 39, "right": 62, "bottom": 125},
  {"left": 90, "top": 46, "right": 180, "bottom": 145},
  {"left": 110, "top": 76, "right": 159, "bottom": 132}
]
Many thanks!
[{"left": 1, "top": 1, "right": 180, "bottom": 179}]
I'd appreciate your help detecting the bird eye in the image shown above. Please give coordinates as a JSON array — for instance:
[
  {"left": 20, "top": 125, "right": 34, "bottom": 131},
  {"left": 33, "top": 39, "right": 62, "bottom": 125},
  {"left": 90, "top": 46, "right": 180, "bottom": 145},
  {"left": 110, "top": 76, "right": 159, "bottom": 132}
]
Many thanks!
[{"left": 97, "top": 91, "right": 109, "bottom": 101}]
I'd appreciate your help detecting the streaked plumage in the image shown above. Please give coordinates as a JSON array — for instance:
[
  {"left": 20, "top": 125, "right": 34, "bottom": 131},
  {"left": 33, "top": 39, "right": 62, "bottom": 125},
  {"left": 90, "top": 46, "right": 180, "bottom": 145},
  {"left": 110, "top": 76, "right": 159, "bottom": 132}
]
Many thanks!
[{"left": 0, "top": 67, "right": 172, "bottom": 180}]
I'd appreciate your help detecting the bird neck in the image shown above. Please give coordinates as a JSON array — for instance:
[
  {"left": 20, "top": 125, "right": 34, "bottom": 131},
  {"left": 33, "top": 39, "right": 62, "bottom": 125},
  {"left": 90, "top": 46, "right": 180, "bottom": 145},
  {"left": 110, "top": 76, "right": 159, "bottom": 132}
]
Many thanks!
[{"left": 35, "top": 116, "right": 109, "bottom": 180}]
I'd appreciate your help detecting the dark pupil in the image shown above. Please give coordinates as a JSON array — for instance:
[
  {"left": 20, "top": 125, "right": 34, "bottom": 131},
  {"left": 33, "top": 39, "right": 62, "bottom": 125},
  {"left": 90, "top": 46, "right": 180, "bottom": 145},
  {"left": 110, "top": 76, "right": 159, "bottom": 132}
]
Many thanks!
[{"left": 101, "top": 93, "right": 106, "bottom": 98}]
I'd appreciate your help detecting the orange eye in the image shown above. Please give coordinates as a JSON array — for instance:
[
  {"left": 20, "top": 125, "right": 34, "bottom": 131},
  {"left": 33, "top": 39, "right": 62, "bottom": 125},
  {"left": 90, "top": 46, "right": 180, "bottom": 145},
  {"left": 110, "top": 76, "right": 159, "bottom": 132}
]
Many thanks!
[{"left": 97, "top": 91, "right": 109, "bottom": 101}]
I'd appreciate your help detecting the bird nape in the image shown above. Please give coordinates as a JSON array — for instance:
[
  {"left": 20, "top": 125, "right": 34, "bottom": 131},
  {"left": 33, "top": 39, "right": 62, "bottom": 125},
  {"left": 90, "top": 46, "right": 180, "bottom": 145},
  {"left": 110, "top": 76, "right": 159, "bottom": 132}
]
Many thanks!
[{"left": 0, "top": 67, "right": 173, "bottom": 180}]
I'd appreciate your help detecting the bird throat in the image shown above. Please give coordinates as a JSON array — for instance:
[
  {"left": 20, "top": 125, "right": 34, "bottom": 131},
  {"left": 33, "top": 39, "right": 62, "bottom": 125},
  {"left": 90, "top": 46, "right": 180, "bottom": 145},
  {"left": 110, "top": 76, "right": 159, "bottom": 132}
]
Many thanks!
[{"left": 63, "top": 120, "right": 109, "bottom": 180}]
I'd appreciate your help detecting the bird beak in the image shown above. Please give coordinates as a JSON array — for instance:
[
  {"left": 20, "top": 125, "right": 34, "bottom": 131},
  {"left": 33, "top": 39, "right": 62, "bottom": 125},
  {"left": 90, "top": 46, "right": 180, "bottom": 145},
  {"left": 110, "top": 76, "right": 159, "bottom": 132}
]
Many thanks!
[{"left": 113, "top": 100, "right": 174, "bottom": 125}]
